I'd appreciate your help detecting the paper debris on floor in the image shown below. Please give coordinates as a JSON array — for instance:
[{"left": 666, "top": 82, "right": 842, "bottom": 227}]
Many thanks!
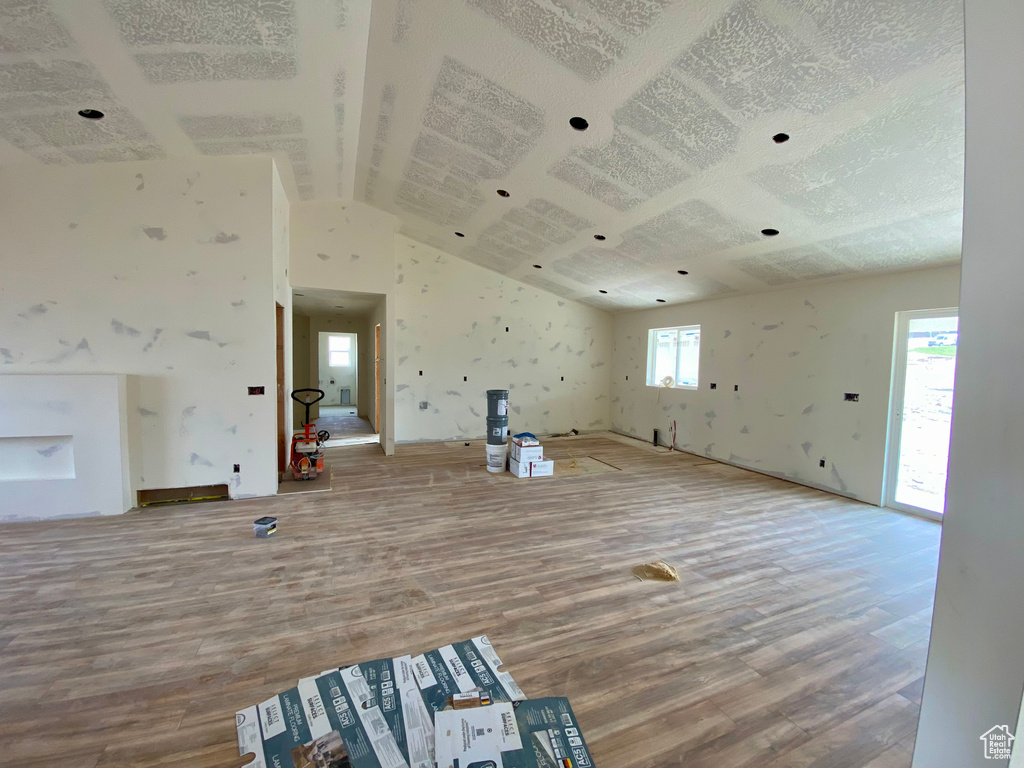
[
  {"left": 632, "top": 560, "right": 681, "bottom": 581},
  {"left": 234, "top": 635, "right": 595, "bottom": 768}
]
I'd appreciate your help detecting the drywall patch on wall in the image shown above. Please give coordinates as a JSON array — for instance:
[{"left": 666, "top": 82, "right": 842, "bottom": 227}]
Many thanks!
[
  {"left": 394, "top": 235, "right": 612, "bottom": 442},
  {"left": 611, "top": 265, "right": 960, "bottom": 504}
]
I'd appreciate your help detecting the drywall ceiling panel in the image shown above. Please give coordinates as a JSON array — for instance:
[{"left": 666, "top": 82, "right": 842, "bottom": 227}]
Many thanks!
[
  {"left": 357, "top": 0, "right": 965, "bottom": 309},
  {"left": 0, "top": 0, "right": 965, "bottom": 309},
  {"left": 0, "top": 0, "right": 373, "bottom": 202}
]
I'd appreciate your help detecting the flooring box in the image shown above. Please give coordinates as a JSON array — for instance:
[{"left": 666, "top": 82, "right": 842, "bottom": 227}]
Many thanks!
[
  {"left": 435, "top": 697, "right": 595, "bottom": 768},
  {"left": 236, "top": 635, "right": 525, "bottom": 768},
  {"left": 411, "top": 636, "right": 526, "bottom": 714},
  {"left": 510, "top": 458, "right": 554, "bottom": 478},
  {"left": 235, "top": 667, "right": 407, "bottom": 768},
  {"left": 511, "top": 443, "right": 544, "bottom": 463}
]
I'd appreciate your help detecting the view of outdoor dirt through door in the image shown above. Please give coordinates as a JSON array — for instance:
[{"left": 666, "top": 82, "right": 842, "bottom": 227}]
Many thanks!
[{"left": 894, "top": 315, "right": 959, "bottom": 514}]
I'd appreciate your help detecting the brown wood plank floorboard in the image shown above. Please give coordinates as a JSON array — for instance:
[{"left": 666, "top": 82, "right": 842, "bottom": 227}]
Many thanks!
[{"left": 0, "top": 436, "right": 939, "bottom": 768}]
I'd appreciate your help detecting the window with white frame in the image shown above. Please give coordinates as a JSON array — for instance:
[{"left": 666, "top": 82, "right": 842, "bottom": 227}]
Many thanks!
[
  {"left": 647, "top": 325, "right": 700, "bottom": 388},
  {"left": 328, "top": 335, "right": 351, "bottom": 367}
]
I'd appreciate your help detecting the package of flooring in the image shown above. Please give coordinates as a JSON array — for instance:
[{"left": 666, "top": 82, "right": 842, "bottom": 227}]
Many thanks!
[
  {"left": 411, "top": 635, "right": 526, "bottom": 714},
  {"left": 354, "top": 655, "right": 435, "bottom": 768},
  {"left": 235, "top": 668, "right": 409, "bottom": 768},
  {"left": 434, "top": 697, "right": 595, "bottom": 768}
]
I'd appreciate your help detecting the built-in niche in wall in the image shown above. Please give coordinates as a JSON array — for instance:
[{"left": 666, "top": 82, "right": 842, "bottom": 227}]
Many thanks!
[{"left": 0, "top": 435, "right": 75, "bottom": 481}]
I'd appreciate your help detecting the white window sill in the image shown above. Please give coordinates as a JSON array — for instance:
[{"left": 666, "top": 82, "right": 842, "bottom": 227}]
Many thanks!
[{"left": 646, "top": 384, "right": 698, "bottom": 390}]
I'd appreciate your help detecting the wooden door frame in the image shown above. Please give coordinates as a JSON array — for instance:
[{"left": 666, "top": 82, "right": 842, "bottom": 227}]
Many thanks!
[
  {"left": 276, "top": 303, "right": 286, "bottom": 475},
  {"left": 374, "top": 324, "right": 381, "bottom": 434}
]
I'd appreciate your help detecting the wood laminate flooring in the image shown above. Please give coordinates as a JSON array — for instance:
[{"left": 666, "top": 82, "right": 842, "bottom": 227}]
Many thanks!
[{"left": 0, "top": 436, "right": 941, "bottom": 768}]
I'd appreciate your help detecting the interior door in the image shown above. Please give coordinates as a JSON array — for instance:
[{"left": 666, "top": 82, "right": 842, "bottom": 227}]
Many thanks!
[{"left": 885, "top": 308, "right": 959, "bottom": 519}]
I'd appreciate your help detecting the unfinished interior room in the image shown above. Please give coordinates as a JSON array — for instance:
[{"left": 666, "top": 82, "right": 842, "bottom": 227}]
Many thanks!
[{"left": 1, "top": 0, "right": 1022, "bottom": 767}]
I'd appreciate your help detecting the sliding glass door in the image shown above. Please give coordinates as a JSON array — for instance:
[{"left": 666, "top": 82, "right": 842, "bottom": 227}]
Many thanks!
[{"left": 885, "top": 309, "right": 959, "bottom": 519}]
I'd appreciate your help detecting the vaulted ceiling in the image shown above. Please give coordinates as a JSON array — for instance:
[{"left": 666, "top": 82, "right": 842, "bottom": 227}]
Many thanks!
[{"left": 1, "top": 0, "right": 965, "bottom": 310}]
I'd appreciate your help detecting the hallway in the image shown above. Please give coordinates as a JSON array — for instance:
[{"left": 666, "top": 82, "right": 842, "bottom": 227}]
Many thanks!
[{"left": 315, "top": 405, "right": 378, "bottom": 447}]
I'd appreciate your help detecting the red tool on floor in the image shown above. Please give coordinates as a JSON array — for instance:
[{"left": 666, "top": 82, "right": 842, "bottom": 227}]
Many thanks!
[{"left": 289, "top": 388, "right": 330, "bottom": 480}]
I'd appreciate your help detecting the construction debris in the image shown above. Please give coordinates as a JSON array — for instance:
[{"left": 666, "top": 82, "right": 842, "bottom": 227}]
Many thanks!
[
  {"left": 632, "top": 561, "right": 681, "bottom": 582},
  {"left": 234, "top": 635, "right": 597, "bottom": 768}
]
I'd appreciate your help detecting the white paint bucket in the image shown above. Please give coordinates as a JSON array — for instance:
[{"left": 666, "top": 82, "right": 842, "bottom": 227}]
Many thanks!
[{"left": 485, "top": 443, "right": 507, "bottom": 473}]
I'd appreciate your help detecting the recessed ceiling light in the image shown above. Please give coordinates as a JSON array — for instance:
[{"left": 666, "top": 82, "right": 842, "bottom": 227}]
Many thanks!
[
  {"left": 677, "top": 270, "right": 689, "bottom": 275},
  {"left": 454, "top": 231, "right": 465, "bottom": 237},
  {"left": 761, "top": 228, "right": 780, "bottom": 236},
  {"left": 593, "top": 234, "right": 606, "bottom": 241},
  {"left": 77, "top": 109, "right": 104, "bottom": 119},
  {"left": 496, "top": 189, "right": 510, "bottom": 198},
  {"left": 772, "top": 133, "right": 790, "bottom": 143},
  {"left": 656, "top": 299, "right": 667, "bottom": 303},
  {"left": 599, "top": 290, "right": 608, "bottom": 294},
  {"left": 569, "top": 116, "right": 589, "bottom": 131},
  {"left": 533, "top": 264, "right": 542, "bottom": 269}
]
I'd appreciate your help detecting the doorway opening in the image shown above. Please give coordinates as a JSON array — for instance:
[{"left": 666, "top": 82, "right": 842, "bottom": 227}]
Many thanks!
[
  {"left": 290, "top": 288, "right": 383, "bottom": 450},
  {"left": 885, "top": 308, "right": 959, "bottom": 519}
]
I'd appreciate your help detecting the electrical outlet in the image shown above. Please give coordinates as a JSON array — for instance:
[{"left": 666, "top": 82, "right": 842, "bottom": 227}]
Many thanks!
[
  {"left": 233, "top": 464, "right": 240, "bottom": 473},
  {"left": 734, "top": 384, "right": 739, "bottom": 391},
  {"left": 247, "top": 386, "right": 265, "bottom": 395},
  {"left": 710, "top": 382, "right": 717, "bottom": 390},
  {"left": 419, "top": 401, "right": 428, "bottom": 410},
  {"left": 819, "top": 458, "right": 826, "bottom": 468},
  {"left": 844, "top": 392, "right": 860, "bottom": 402}
]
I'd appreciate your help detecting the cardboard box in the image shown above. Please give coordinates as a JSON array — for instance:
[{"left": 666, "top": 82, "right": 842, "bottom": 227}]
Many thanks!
[
  {"left": 529, "top": 459, "right": 554, "bottom": 477},
  {"left": 511, "top": 443, "right": 544, "bottom": 463},
  {"left": 435, "top": 697, "right": 595, "bottom": 768},
  {"left": 235, "top": 635, "right": 525, "bottom": 768},
  {"left": 509, "top": 458, "right": 554, "bottom": 478},
  {"left": 509, "top": 457, "right": 530, "bottom": 478}
]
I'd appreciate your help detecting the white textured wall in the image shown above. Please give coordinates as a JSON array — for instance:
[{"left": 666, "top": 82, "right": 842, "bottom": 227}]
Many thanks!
[
  {"left": 290, "top": 200, "right": 395, "bottom": 452},
  {"left": 913, "top": 0, "right": 1024, "bottom": 764},
  {"left": 0, "top": 156, "right": 281, "bottom": 508},
  {"left": 612, "top": 266, "right": 960, "bottom": 504},
  {"left": 394, "top": 235, "right": 613, "bottom": 442},
  {"left": 290, "top": 199, "right": 396, "bottom": 295}
]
